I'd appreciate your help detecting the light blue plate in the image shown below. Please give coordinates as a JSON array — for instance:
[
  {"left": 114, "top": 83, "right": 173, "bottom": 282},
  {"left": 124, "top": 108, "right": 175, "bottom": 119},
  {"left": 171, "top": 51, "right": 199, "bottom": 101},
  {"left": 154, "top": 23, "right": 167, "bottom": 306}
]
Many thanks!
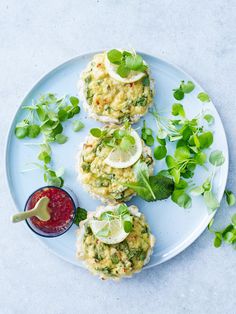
[{"left": 5, "top": 52, "right": 229, "bottom": 269}]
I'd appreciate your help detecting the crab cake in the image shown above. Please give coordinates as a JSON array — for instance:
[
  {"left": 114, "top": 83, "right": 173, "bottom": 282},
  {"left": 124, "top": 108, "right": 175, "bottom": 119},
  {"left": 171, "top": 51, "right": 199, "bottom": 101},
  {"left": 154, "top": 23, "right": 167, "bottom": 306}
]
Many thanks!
[
  {"left": 76, "top": 125, "right": 154, "bottom": 204},
  {"left": 78, "top": 52, "right": 154, "bottom": 124},
  {"left": 76, "top": 204, "right": 155, "bottom": 280}
]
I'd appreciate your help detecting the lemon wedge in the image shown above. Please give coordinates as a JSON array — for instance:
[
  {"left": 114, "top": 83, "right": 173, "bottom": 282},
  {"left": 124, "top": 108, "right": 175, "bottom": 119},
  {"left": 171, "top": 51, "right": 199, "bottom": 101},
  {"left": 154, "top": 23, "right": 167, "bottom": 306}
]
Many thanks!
[
  {"left": 104, "top": 53, "right": 146, "bottom": 83},
  {"left": 90, "top": 219, "right": 129, "bottom": 244},
  {"left": 104, "top": 129, "right": 142, "bottom": 169}
]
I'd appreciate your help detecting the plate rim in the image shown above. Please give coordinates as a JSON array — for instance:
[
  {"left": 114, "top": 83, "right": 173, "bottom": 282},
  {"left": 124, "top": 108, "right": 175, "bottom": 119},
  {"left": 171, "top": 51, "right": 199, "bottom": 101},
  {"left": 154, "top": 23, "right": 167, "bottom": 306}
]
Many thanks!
[{"left": 5, "top": 50, "right": 229, "bottom": 270}]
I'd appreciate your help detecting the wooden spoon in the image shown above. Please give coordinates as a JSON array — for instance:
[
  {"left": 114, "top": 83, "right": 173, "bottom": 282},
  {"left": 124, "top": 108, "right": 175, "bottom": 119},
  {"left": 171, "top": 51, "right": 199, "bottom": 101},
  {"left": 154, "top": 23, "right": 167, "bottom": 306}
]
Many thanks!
[{"left": 11, "top": 196, "right": 51, "bottom": 223}]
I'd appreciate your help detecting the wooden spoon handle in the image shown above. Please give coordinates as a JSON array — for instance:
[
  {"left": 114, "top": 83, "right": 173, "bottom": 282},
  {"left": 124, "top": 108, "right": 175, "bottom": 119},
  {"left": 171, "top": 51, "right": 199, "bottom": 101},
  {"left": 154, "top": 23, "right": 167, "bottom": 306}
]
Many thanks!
[{"left": 11, "top": 210, "right": 36, "bottom": 223}]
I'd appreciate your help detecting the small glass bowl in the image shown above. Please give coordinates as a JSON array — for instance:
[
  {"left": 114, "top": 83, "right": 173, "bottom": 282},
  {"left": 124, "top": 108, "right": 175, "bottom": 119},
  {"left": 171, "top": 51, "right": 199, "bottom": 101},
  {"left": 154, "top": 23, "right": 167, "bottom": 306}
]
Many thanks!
[{"left": 24, "top": 186, "right": 77, "bottom": 238}]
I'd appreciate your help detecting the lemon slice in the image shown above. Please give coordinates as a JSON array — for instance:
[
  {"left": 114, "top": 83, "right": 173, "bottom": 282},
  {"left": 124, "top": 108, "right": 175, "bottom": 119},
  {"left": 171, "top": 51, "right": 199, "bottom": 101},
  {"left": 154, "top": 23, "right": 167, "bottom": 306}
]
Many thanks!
[
  {"left": 104, "top": 129, "right": 142, "bottom": 169},
  {"left": 105, "top": 53, "right": 146, "bottom": 83},
  {"left": 90, "top": 219, "right": 129, "bottom": 244}
]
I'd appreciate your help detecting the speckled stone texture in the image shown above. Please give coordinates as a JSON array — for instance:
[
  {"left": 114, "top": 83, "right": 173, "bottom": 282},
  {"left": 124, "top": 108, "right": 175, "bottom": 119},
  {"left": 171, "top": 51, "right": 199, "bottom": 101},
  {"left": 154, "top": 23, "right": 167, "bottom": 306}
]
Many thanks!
[{"left": 0, "top": 1, "right": 236, "bottom": 313}]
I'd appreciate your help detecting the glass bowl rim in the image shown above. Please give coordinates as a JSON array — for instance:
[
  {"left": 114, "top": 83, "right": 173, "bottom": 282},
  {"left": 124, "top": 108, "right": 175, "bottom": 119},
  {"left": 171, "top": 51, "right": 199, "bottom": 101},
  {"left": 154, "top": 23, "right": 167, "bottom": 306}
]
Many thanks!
[{"left": 24, "top": 185, "right": 76, "bottom": 238}]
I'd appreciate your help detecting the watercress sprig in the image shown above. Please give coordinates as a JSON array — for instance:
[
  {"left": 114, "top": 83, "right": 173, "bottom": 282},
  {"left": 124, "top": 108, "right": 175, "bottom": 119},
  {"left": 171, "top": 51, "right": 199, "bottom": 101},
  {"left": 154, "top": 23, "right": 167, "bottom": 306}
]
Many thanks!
[{"left": 107, "top": 49, "right": 147, "bottom": 78}]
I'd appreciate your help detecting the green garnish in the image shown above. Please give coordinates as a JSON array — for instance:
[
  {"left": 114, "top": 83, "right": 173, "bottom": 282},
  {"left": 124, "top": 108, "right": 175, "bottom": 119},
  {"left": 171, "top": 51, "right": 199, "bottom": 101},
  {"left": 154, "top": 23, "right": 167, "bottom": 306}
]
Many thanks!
[
  {"left": 154, "top": 145, "right": 167, "bottom": 160},
  {"left": 90, "top": 126, "right": 135, "bottom": 152},
  {"left": 15, "top": 93, "right": 81, "bottom": 186},
  {"left": 173, "top": 80, "right": 195, "bottom": 100},
  {"left": 208, "top": 214, "right": 236, "bottom": 248},
  {"left": 74, "top": 207, "right": 87, "bottom": 226},
  {"left": 72, "top": 120, "right": 84, "bottom": 132},
  {"left": 225, "top": 190, "right": 236, "bottom": 207},
  {"left": 124, "top": 161, "right": 174, "bottom": 202},
  {"left": 141, "top": 120, "right": 154, "bottom": 146},
  {"left": 98, "top": 204, "right": 133, "bottom": 235},
  {"left": 197, "top": 92, "right": 210, "bottom": 102},
  {"left": 107, "top": 49, "right": 147, "bottom": 78}
]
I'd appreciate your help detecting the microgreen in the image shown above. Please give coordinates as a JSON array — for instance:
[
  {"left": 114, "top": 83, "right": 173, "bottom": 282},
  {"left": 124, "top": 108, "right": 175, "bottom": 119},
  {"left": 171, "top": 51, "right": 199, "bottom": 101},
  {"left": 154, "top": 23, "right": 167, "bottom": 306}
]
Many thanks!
[
  {"left": 98, "top": 204, "right": 133, "bottom": 235},
  {"left": 208, "top": 216, "right": 236, "bottom": 248},
  {"left": 197, "top": 92, "right": 210, "bottom": 102},
  {"left": 55, "top": 133, "right": 68, "bottom": 144},
  {"left": 209, "top": 150, "right": 225, "bottom": 167},
  {"left": 141, "top": 120, "right": 154, "bottom": 146},
  {"left": 204, "top": 114, "right": 214, "bottom": 125},
  {"left": 225, "top": 190, "right": 236, "bottom": 207},
  {"left": 173, "top": 80, "right": 195, "bottom": 100},
  {"left": 90, "top": 128, "right": 102, "bottom": 138},
  {"left": 72, "top": 120, "right": 84, "bottom": 132},
  {"left": 107, "top": 49, "right": 147, "bottom": 78},
  {"left": 15, "top": 93, "right": 81, "bottom": 187},
  {"left": 154, "top": 146, "right": 167, "bottom": 160}
]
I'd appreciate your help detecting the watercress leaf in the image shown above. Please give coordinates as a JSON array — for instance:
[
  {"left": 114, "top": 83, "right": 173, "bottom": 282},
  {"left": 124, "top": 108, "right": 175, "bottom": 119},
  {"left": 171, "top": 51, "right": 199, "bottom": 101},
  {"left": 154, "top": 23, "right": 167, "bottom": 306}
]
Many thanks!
[
  {"left": 198, "top": 131, "right": 213, "bottom": 149},
  {"left": 174, "top": 146, "right": 190, "bottom": 161},
  {"left": 125, "top": 54, "right": 143, "bottom": 71},
  {"left": 204, "top": 190, "right": 219, "bottom": 210},
  {"left": 55, "top": 167, "right": 64, "bottom": 177},
  {"left": 190, "top": 186, "right": 204, "bottom": 196},
  {"left": 116, "top": 204, "right": 129, "bottom": 216},
  {"left": 224, "top": 231, "right": 234, "bottom": 244},
  {"left": 145, "top": 135, "right": 154, "bottom": 146},
  {"left": 90, "top": 128, "right": 102, "bottom": 138},
  {"left": 203, "top": 178, "right": 211, "bottom": 191},
  {"left": 74, "top": 207, "right": 87, "bottom": 226},
  {"left": 170, "top": 167, "right": 180, "bottom": 184},
  {"left": 123, "top": 221, "right": 133, "bottom": 233},
  {"left": 154, "top": 146, "right": 167, "bottom": 160},
  {"left": 166, "top": 155, "right": 177, "bottom": 168},
  {"left": 195, "top": 152, "right": 207, "bottom": 165},
  {"left": 72, "top": 120, "right": 84, "bottom": 132},
  {"left": 231, "top": 213, "right": 236, "bottom": 226},
  {"left": 204, "top": 114, "right": 215, "bottom": 125},
  {"left": 51, "top": 123, "right": 63, "bottom": 136},
  {"left": 225, "top": 190, "right": 236, "bottom": 207},
  {"left": 149, "top": 175, "right": 174, "bottom": 200},
  {"left": 193, "top": 134, "right": 200, "bottom": 148},
  {"left": 171, "top": 190, "right": 192, "bottom": 208},
  {"left": 214, "top": 236, "right": 222, "bottom": 248},
  {"left": 156, "top": 136, "right": 166, "bottom": 145},
  {"left": 198, "top": 92, "right": 210, "bottom": 102},
  {"left": 107, "top": 49, "right": 122, "bottom": 64},
  {"left": 58, "top": 109, "right": 68, "bottom": 122},
  {"left": 174, "top": 179, "right": 188, "bottom": 190},
  {"left": 172, "top": 103, "right": 185, "bottom": 117},
  {"left": 36, "top": 106, "right": 47, "bottom": 121},
  {"left": 70, "top": 96, "right": 79, "bottom": 107},
  {"left": 157, "top": 129, "right": 168, "bottom": 139},
  {"left": 15, "top": 126, "right": 28, "bottom": 139},
  {"left": 71, "top": 106, "right": 80, "bottom": 115},
  {"left": 120, "top": 136, "right": 134, "bottom": 151},
  {"left": 209, "top": 150, "right": 225, "bottom": 166},
  {"left": 181, "top": 170, "right": 194, "bottom": 179},
  {"left": 173, "top": 89, "right": 184, "bottom": 100},
  {"left": 38, "top": 151, "right": 51, "bottom": 164},
  {"left": 48, "top": 176, "right": 62, "bottom": 187},
  {"left": 28, "top": 124, "right": 41, "bottom": 138},
  {"left": 180, "top": 80, "right": 195, "bottom": 93},
  {"left": 55, "top": 133, "right": 68, "bottom": 144},
  {"left": 117, "top": 64, "right": 130, "bottom": 78}
]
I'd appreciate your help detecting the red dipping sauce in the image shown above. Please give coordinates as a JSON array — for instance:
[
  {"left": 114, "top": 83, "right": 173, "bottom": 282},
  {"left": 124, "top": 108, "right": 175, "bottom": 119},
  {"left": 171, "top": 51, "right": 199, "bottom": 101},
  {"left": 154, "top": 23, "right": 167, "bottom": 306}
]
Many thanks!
[{"left": 25, "top": 186, "right": 76, "bottom": 237}]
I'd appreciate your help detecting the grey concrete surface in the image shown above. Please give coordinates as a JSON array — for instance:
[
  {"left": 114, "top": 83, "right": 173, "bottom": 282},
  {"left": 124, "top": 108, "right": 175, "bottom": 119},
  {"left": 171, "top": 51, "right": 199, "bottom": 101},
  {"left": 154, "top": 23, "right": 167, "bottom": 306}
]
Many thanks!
[{"left": 0, "top": 1, "right": 236, "bottom": 313}]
